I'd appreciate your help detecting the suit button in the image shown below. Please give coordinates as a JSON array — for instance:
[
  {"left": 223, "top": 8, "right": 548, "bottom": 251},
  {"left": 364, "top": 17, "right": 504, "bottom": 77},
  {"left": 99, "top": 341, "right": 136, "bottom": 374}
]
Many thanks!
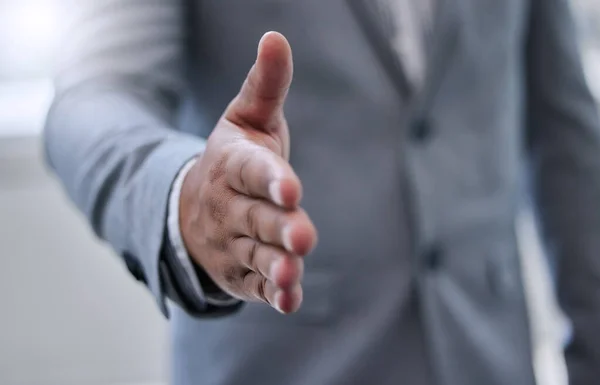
[
  {"left": 422, "top": 245, "right": 443, "bottom": 271},
  {"left": 410, "top": 119, "right": 432, "bottom": 143}
]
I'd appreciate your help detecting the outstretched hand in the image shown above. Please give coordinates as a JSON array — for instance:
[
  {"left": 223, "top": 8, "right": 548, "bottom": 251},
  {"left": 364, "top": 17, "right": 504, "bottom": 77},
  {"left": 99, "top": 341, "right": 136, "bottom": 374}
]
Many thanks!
[{"left": 179, "top": 32, "right": 317, "bottom": 314}]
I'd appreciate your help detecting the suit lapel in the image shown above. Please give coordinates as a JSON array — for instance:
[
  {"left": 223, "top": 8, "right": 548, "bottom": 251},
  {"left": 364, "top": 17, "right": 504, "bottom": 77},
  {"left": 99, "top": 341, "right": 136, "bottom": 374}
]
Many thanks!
[
  {"left": 347, "top": 0, "right": 412, "bottom": 99},
  {"left": 417, "top": 0, "right": 461, "bottom": 112},
  {"left": 347, "top": 0, "right": 461, "bottom": 107}
]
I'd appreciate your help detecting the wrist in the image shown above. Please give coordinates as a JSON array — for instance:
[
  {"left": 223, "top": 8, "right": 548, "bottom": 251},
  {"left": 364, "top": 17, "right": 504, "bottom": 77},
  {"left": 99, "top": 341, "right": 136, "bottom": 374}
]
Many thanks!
[
  {"left": 178, "top": 155, "right": 203, "bottom": 264},
  {"left": 169, "top": 154, "right": 240, "bottom": 307}
]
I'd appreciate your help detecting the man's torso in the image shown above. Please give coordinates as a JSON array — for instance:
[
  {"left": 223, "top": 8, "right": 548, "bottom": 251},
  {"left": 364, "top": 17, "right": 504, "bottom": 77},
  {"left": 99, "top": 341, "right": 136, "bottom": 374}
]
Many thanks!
[{"left": 173, "top": 1, "right": 536, "bottom": 384}]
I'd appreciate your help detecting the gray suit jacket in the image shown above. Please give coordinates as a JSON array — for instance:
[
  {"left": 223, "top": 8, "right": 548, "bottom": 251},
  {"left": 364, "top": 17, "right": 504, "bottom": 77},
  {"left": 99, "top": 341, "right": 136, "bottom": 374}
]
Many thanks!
[{"left": 44, "top": 0, "right": 600, "bottom": 384}]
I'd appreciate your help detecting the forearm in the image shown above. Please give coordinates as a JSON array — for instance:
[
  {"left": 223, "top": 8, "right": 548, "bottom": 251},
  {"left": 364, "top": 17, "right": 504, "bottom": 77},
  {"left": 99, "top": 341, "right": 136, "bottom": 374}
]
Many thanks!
[
  {"left": 43, "top": 0, "right": 215, "bottom": 315},
  {"left": 44, "top": 86, "right": 206, "bottom": 313}
]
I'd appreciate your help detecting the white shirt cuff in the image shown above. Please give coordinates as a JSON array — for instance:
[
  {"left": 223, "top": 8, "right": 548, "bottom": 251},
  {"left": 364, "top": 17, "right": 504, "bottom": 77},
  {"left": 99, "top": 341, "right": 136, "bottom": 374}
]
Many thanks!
[{"left": 167, "top": 156, "right": 240, "bottom": 307}]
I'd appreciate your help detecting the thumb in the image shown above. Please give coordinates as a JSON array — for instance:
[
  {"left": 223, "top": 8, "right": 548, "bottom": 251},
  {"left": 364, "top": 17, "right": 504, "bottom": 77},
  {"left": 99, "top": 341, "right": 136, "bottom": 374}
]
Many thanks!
[{"left": 225, "top": 31, "right": 293, "bottom": 132}]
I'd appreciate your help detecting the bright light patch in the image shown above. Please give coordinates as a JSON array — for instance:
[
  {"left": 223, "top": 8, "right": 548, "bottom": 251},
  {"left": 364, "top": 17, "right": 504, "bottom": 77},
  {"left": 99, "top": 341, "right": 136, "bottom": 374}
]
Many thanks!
[
  {"left": 15, "top": 3, "right": 62, "bottom": 51},
  {"left": 584, "top": 48, "right": 600, "bottom": 102},
  {"left": 0, "top": 1, "right": 64, "bottom": 77}
]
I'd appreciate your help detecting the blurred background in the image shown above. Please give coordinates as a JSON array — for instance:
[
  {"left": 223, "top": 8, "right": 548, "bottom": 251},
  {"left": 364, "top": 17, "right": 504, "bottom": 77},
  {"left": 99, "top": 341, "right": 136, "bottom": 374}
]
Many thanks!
[
  {"left": 0, "top": 0, "right": 598, "bottom": 384},
  {"left": 0, "top": 1, "right": 168, "bottom": 385}
]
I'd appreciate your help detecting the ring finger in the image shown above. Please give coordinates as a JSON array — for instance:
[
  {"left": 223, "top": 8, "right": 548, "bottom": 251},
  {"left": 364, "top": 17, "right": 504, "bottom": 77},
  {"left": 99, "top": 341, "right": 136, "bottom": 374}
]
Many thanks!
[{"left": 229, "top": 236, "right": 303, "bottom": 290}]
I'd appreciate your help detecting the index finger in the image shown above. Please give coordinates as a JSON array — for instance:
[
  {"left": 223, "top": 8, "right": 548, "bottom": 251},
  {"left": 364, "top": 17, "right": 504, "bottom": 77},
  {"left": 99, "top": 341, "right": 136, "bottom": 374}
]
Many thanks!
[{"left": 226, "top": 143, "right": 302, "bottom": 209}]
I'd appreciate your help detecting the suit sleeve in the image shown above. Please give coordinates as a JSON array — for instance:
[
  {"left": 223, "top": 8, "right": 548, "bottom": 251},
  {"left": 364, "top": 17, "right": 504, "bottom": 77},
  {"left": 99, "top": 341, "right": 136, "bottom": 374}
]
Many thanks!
[
  {"left": 525, "top": 0, "right": 600, "bottom": 382},
  {"left": 43, "top": 0, "right": 240, "bottom": 316}
]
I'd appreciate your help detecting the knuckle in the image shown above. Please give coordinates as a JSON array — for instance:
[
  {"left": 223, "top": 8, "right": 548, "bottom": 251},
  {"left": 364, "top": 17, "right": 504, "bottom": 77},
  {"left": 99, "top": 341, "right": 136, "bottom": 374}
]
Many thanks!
[
  {"left": 228, "top": 237, "right": 260, "bottom": 272},
  {"left": 245, "top": 201, "right": 261, "bottom": 237},
  {"left": 247, "top": 240, "right": 260, "bottom": 270},
  {"left": 256, "top": 278, "right": 267, "bottom": 303},
  {"left": 241, "top": 271, "right": 267, "bottom": 303},
  {"left": 225, "top": 235, "right": 240, "bottom": 254}
]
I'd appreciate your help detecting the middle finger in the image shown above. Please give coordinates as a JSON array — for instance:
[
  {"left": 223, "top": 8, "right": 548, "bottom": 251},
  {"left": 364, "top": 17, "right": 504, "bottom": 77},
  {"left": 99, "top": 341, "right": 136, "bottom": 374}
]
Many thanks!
[{"left": 227, "top": 195, "right": 317, "bottom": 256}]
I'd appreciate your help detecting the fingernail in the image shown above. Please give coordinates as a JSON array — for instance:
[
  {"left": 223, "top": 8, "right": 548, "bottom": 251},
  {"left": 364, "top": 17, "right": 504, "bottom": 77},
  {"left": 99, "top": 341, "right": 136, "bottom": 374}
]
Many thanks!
[
  {"left": 269, "top": 258, "right": 282, "bottom": 282},
  {"left": 282, "top": 225, "right": 293, "bottom": 252},
  {"left": 269, "top": 180, "right": 284, "bottom": 206},
  {"left": 274, "top": 291, "right": 285, "bottom": 314}
]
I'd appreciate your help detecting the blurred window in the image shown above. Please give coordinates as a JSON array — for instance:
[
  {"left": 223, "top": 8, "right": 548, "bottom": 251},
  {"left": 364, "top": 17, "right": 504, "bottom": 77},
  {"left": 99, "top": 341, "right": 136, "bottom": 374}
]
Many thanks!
[
  {"left": 0, "top": 0, "right": 597, "bottom": 139},
  {"left": 0, "top": 0, "right": 65, "bottom": 137}
]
